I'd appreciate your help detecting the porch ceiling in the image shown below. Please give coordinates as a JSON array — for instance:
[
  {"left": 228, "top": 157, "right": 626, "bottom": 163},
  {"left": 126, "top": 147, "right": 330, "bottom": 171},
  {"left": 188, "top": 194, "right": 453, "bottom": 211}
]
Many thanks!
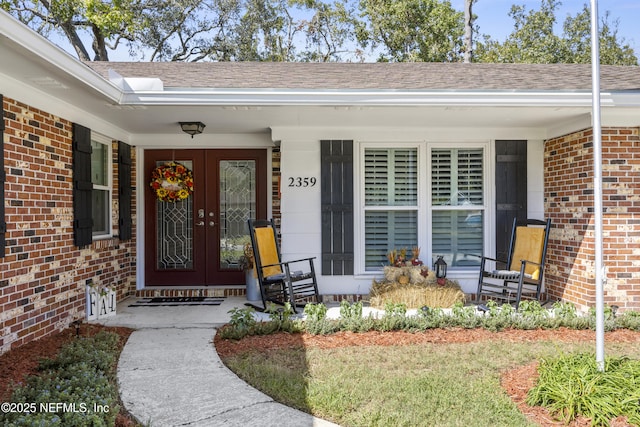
[{"left": 100, "top": 104, "right": 592, "bottom": 136}]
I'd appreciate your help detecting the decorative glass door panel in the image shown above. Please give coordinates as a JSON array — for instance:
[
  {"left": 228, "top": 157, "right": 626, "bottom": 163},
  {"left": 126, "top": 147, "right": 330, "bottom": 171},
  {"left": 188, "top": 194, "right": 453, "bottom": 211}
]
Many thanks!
[
  {"left": 218, "top": 160, "right": 256, "bottom": 270},
  {"left": 156, "top": 160, "right": 194, "bottom": 270},
  {"left": 145, "top": 149, "right": 267, "bottom": 286}
]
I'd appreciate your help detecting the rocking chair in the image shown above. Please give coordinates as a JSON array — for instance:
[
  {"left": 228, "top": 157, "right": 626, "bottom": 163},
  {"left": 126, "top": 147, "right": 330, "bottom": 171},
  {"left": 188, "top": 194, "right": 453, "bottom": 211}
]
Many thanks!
[
  {"left": 247, "top": 219, "right": 322, "bottom": 313},
  {"left": 476, "top": 218, "right": 551, "bottom": 310}
]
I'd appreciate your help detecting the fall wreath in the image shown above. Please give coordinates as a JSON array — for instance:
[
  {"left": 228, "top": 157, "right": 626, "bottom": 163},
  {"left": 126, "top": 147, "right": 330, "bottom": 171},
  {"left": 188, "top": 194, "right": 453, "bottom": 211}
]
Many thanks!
[{"left": 150, "top": 161, "right": 194, "bottom": 202}]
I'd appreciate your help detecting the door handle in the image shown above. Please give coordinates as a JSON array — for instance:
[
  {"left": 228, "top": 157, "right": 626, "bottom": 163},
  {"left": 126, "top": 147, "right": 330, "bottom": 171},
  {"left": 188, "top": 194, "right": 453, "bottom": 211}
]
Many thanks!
[
  {"left": 196, "top": 221, "right": 205, "bottom": 226},
  {"left": 209, "top": 221, "right": 215, "bottom": 227}
]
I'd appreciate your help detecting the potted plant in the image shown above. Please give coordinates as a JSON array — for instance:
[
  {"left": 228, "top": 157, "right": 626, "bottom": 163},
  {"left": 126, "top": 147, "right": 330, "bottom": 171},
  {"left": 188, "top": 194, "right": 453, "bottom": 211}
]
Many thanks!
[{"left": 239, "top": 243, "right": 260, "bottom": 301}]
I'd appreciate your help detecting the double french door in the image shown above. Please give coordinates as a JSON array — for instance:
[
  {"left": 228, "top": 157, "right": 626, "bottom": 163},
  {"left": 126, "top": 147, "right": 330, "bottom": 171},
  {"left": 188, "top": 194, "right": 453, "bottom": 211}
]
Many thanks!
[{"left": 144, "top": 149, "right": 267, "bottom": 286}]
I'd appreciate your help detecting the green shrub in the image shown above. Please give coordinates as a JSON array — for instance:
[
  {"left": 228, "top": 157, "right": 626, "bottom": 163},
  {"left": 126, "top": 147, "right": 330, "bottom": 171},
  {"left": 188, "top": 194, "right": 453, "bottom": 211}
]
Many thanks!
[
  {"left": 480, "top": 301, "right": 516, "bottom": 332},
  {"left": 339, "top": 300, "right": 367, "bottom": 332},
  {"left": 451, "top": 301, "right": 482, "bottom": 329},
  {"left": 1, "top": 332, "right": 121, "bottom": 427},
  {"left": 228, "top": 306, "right": 257, "bottom": 331},
  {"left": 377, "top": 302, "right": 408, "bottom": 331},
  {"left": 303, "top": 303, "right": 338, "bottom": 335},
  {"left": 264, "top": 302, "right": 301, "bottom": 333},
  {"left": 527, "top": 353, "right": 640, "bottom": 426},
  {"left": 587, "top": 305, "right": 619, "bottom": 332},
  {"left": 219, "top": 304, "right": 304, "bottom": 340},
  {"left": 552, "top": 301, "right": 577, "bottom": 319},
  {"left": 518, "top": 301, "right": 549, "bottom": 322},
  {"left": 414, "top": 306, "right": 450, "bottom": 329},
  {"left": 617, "top": 310, "right": 640, "bottom": 331},
  {"left": 219, "top": 301, "right": 640, "bottom": 341},
  {"left": 218, "top": 307, "right": 258, "bottom": 340}
]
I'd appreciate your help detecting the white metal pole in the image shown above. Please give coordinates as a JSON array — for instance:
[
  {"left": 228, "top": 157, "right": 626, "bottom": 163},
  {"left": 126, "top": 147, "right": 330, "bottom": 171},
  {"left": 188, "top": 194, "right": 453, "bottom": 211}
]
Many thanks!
[{"left": 590, "top": 0, "right": 605, "bottom": 371}]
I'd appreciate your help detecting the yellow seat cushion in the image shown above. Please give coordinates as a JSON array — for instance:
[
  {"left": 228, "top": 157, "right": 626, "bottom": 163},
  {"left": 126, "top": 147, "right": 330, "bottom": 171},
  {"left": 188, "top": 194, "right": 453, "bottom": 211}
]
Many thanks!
[
  {"left": 254, "top": 227, "right": 282, "bottom": 278},
  {"left": 509, "top": 226, "right": 545, "bottom": 280}
]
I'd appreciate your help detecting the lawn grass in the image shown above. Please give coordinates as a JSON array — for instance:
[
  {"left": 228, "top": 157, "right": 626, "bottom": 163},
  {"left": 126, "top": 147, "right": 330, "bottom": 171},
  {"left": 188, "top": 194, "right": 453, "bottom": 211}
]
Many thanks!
[{"left": 223, "top": 339, "right": 640, "bottom": 427}]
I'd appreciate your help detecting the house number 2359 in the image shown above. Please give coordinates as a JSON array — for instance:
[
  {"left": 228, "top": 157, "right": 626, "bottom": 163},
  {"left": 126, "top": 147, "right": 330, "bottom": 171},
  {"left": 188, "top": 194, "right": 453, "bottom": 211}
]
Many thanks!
[{"left": 288, "top": 177, "right": 317, "bottom": 187}]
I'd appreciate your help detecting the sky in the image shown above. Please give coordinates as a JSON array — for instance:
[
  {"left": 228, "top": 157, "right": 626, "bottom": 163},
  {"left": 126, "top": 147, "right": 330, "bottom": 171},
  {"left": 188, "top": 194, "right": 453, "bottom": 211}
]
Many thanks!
[{"left": 454, "top": 0, "right": 640, "bottom": 55}]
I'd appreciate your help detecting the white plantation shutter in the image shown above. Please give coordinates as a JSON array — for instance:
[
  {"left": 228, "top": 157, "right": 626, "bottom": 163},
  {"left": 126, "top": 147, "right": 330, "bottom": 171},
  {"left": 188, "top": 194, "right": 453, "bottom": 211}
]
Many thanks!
[
  {"left": 363, "top": 148, "right": 418, "bottom": 269},
  {"left": 431, "top": 150, "right": 452, "bottom": 206},
  {"left": 364, "top": 150, "right": 389, "bottom": 206},
  {"left": 431, "top": 148, "right": 484, "bottom": 267},
  {"left": 458, "top": 149, "right": 484, "bottom": 205}
]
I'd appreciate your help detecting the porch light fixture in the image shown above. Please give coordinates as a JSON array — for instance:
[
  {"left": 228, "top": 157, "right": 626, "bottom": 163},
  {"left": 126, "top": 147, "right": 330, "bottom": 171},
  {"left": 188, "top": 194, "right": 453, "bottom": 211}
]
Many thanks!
[{"left": 179, "top": 121, "right": 206, "bottom": 138}]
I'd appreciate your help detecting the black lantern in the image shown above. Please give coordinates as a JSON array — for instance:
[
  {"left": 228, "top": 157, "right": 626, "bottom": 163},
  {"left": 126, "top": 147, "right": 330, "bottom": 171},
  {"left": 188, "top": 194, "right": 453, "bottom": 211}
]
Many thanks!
[{"left": 434, "top": 255, "right": 447, "bottom": 285}]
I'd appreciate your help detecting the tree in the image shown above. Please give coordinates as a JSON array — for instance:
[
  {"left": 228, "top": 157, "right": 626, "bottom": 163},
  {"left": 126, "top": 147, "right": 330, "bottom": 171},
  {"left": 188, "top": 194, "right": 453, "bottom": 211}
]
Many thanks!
[
  {"left": 357, "top": 0, "right": 464, "bottom": 62},
  {"left": 474, "top": 0, "right": 563, "bottom": 63},
  {"left": 1, "top": 0, "right": 365, "bottom": 61},
  {"left": 232, "top": 0, "right": 297, "bottom": 61},
  {"left": 474, "top": 0, "right": 638, "bottom": 65},
  {"left": 138, "top": 0, "right": 242, "bottom": 62},
  {"left": 462, "top": 0, "right": 475, "bottom": 63},
  {"left": 562, "top": 6, "right": 637, "bottom": 66},
  {"left": 293, "top": 0, "right": 362, "bottom": 62},
  {"left": 0, "top": 0, "right": 140, "bottom": 60},
  {"left": 3, "top": 0, "right": 636, "bottom": 64}
]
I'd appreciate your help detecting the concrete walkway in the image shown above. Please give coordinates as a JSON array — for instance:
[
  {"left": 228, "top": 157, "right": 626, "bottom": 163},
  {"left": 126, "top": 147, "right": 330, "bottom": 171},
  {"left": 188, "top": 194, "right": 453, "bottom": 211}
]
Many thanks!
[{"left": 95, "top": 296, "right": 340, "bottom": 427}]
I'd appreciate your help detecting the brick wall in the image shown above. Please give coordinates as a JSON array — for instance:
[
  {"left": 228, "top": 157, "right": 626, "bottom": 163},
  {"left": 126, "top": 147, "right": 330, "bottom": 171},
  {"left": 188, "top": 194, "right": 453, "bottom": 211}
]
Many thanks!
[
  {"left": 1, "top": 97, "right": 137, "bottom": 354},
  {"left": 545, "top": 127, "right": 640, "bottom": 312},
  {"left": 272, "top": 146, "right": 281, "bottom": 226}
]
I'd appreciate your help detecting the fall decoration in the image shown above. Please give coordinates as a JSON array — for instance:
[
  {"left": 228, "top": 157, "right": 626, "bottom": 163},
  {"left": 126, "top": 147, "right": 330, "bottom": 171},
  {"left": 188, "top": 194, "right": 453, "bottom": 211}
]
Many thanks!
[
  {"left": 369, "top": 265, "right": 465, "bottom": 309},
  {"left": 150, "top": 161, "right": 194, "bottom": 202},
  {"left": 387, "top": 247, "right": 424, "bottom": 267}
]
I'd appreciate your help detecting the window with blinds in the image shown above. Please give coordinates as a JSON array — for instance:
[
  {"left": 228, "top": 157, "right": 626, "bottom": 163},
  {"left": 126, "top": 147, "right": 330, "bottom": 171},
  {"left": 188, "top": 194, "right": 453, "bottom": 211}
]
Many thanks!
[
  {"left": 363, "top": 148, "right": 418, "bottom": 269},
  {"left": 431, "top": 148, "right": 484, "bottom": 267}
]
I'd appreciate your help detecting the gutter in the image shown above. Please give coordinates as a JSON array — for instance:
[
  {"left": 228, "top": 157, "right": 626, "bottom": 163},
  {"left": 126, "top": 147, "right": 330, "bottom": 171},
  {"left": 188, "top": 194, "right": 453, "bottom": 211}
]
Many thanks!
[{"left": 120, "top": 89, "right": 633, "bottom": 108}]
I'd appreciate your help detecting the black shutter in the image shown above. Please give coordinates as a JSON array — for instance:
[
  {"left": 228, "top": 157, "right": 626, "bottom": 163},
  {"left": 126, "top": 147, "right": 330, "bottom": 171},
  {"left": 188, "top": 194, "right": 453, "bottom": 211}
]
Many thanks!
[
  {"left": 0, "top": 95, "right": 6, "bottom": 257},
  {"left": 495, "top": 140, "right": 527, "bottom": 261},
  {"left": 118, "top": 141, "right": 132, "bottom": 241},
  {"left": 72, "top": 123, "right": 93, "bottom": 248},
  {"left": 321, "top": 140, "right": 354, "bottom": 275}
]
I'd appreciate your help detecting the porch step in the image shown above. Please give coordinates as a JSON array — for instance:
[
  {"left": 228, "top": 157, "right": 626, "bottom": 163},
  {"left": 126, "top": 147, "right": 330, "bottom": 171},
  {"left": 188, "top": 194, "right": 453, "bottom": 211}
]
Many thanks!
[{"left": 135, "top": 287, "right": 246, "bottom": 299}]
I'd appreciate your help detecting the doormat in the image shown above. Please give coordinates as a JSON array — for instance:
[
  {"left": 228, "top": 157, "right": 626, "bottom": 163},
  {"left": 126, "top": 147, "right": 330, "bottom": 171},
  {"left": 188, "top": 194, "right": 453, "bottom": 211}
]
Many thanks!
[{"left": 129, "top": 297, "right": 224, "bottom": 307}]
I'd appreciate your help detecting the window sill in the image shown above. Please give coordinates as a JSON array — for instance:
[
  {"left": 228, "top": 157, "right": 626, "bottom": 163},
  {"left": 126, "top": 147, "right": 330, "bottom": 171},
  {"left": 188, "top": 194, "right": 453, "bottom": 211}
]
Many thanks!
[
  {"left": 92, "top": 233, "right": 114, "bottom": 241},
  {"left": 355, "top": 267, "right": 479, "bottom": 280}
]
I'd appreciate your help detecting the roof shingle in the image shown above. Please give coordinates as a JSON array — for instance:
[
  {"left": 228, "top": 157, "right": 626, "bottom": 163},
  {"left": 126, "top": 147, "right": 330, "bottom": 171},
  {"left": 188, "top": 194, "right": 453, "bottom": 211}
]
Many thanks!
[{"left": 85, "top": 62, "right": 640, "bottom": 91}]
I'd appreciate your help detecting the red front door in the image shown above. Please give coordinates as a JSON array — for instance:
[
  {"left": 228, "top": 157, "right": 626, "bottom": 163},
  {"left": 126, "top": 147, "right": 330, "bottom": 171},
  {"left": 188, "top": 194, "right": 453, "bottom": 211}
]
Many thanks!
[{"left": 144, "top": 149, "right": 267, "bottom": 286}]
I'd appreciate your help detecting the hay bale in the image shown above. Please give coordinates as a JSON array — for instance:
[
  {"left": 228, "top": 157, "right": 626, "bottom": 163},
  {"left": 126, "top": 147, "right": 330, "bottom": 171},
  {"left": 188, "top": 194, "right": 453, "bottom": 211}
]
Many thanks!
[
  {"left": 383, "top": 266, "right": 432, "bottom": 285},
  {"left": 369, "top": 279, "right": 465, "bottom": 309}
]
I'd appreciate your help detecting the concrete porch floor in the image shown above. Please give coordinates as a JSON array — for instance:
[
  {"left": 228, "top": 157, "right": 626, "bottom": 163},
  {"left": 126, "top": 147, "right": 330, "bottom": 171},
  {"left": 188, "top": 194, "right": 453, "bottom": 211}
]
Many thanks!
[{"left": 96, "top": 295, "right": 254, "bottom": 329}]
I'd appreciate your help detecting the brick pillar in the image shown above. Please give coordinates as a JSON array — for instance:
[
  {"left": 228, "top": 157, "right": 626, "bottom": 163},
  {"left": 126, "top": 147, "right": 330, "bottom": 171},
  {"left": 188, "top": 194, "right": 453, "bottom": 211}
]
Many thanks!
[{"left": 545, "top": 127, "right": 640, "bottom": 312}]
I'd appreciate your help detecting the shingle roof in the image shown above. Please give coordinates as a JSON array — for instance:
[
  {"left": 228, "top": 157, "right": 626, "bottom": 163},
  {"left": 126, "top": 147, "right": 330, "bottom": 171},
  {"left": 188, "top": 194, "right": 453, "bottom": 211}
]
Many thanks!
[{"left": 85, "top": 62, "right": 640, "bottom": 91}]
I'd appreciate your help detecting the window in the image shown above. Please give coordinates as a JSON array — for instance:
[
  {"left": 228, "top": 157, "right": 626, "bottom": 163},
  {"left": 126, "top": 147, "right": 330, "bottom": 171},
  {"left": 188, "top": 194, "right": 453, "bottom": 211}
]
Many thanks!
[
  {"left": 363, "top": 147, "right": 418, "bottom": 270},
  {"left": 91, "top": 137, "right": 112, "bottom": 237},
  {"left": 357, "top": 143, "right": 487, "bottom": 274},
  {"left": 431, "top": 148, "right": 484, "bottom": 267}
]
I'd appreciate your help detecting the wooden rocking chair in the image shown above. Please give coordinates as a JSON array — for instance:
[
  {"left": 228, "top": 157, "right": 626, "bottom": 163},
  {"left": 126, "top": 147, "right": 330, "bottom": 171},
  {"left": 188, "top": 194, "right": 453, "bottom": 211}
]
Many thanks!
[
  {"left": 476, "top": 218, "right": 551, "bottom": 310},
  {"left": 247, "top": 219, "right": 322, "bottom": 313}
]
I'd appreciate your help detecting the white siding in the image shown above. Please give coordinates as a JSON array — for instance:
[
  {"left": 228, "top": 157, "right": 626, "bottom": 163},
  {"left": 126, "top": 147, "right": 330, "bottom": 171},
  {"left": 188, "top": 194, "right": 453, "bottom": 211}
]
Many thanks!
[{"left": 276, "top": 131, "right": 546, "bottom": 296}]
